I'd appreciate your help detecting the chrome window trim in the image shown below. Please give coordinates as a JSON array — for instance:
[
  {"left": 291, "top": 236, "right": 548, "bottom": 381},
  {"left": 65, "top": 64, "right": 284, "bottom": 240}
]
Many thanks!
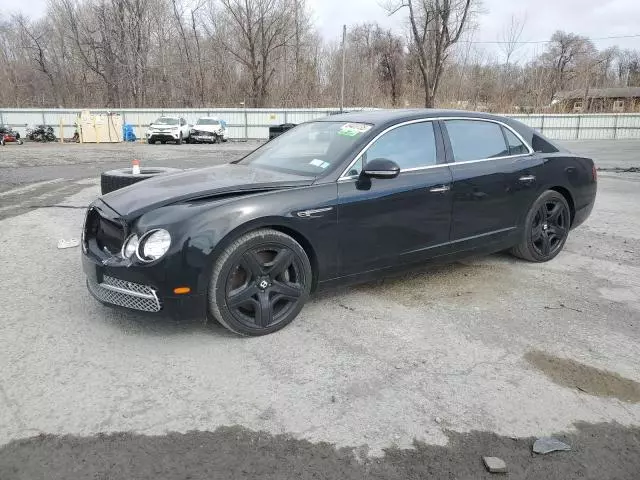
[{"left": 337, "top": 116, "right": 534, "bottom": 181}]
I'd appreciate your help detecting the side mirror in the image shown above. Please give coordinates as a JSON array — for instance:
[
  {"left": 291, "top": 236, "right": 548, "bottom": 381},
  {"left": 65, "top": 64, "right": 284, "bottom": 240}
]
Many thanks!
[{"left": 362, "top": 158, "right": 400, "bottom": 179}]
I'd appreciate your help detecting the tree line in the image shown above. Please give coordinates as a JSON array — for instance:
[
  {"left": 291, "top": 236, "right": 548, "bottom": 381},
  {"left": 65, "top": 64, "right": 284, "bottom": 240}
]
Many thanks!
[{"left": 1, "top": 0, "right": 639, "bottom": 111}]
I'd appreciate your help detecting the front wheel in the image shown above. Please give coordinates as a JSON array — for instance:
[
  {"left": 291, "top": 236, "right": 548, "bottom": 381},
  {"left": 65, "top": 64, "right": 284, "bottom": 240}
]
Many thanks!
[
  {"left": 176, "top": 133, "right": 183, "bottom": 145},
  {"left": 511, "top": 190, "right": 571, "bottom": 262},
  {"left": 208, "top": 229, "right": 313, "bottom": 336}
]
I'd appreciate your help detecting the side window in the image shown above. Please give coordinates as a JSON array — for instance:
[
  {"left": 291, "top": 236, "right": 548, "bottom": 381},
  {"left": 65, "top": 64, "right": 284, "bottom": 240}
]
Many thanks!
[
  {"left": 363, "top": 122, "right": 437, "bottom": 170},
  {"left": 445, "top": 120, "right": 509, "bottom": 162},
  {"left": 502, "top": 127, "right": 528, "bottom": 155}
]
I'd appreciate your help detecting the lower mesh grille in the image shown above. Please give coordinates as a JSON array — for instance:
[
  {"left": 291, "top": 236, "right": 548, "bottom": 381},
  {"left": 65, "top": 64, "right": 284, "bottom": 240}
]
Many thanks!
[{"left": 87, "top": 275, "right": 161, "bottom": 312}]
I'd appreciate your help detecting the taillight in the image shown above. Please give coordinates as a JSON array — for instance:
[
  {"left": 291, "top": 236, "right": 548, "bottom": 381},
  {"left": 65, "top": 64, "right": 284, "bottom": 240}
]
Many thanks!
[{"left": 592, "top": 164, "right": 598, "bottom": 182}]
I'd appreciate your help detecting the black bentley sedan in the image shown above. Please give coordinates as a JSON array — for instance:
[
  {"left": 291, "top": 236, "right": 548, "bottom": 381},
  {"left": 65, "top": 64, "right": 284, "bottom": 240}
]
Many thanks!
[{"left": 82, "top": 110, "right": 597, "bottom": 335}]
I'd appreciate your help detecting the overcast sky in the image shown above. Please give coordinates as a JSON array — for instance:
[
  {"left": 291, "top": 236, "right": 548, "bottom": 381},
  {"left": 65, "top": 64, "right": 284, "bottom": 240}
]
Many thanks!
[{"left": 3, "top": 0, "right": 640, "bottom": 61}]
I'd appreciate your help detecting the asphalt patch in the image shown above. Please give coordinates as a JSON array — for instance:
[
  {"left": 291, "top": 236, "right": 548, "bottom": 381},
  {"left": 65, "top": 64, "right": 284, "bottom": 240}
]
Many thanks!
[
  {"left": 1, "top": 423, "right": 639, "bottom": 479},
  {"left": 525, "top": 351, "right": 640, "bottom": 402}
]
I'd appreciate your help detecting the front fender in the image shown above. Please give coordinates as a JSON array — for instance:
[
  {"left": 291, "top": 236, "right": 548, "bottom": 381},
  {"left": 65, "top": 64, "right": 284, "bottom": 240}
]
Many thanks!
[{"left": 157, "top": 184, "right": 339, "bottom": 296}]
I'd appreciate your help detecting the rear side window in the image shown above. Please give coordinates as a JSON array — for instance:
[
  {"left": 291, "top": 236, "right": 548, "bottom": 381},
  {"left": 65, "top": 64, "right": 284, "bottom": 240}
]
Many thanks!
[
  {"left": 445, "top": 120, "right": 509, "bottom": 162},
  {"left": 363, "top": 121, "right": 437, "bottom": 170},
  {"left": 532, "top": 134, "right": 559, "bottom": 153},
  {"left": 502, "top": 127, "right": 528, "bottom": 155}
]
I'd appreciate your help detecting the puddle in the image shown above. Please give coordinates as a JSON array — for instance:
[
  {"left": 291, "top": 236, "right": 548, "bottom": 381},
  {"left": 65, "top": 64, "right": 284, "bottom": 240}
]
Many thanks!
[{"left": 525, "top": 351, "right": 640, "bottom": 403}]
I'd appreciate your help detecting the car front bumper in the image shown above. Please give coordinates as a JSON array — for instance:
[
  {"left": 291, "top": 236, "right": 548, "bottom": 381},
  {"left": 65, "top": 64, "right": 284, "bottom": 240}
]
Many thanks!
[
  {"left": 191, "top": 134, "right": 219, "bottom": 143},
  {"left": 147, "top": 131, "right": 181, "bottom": 140},
  {"left": 82, "top": 252, "right": 207, "bottom": 319}
]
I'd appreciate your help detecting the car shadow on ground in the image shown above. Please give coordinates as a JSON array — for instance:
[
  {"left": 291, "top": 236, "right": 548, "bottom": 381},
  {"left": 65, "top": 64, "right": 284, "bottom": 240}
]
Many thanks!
[{"left": 94, "top": 253, "right": 518, "bottom": 338}]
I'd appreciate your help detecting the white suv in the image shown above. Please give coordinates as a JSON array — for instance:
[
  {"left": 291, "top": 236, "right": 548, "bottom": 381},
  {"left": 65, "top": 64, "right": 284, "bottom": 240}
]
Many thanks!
[
  {"left": 189, "top": 117, "right": 228, "bottom": 144},
  {"left": 146, "top": 116, "right": 191, "bottom": 144}
]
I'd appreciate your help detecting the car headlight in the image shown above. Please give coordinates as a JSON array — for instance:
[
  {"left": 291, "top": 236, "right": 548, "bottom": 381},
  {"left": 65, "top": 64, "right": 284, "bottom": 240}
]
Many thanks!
[
  {"left": 137, "top": 229, "right": 171, "bottom": 262},
  {"left": 190, "top": 129, "right": 196, "bottom": 134},
  {"left": 121, "top": 234, "right": 139, "bottom": 258}
]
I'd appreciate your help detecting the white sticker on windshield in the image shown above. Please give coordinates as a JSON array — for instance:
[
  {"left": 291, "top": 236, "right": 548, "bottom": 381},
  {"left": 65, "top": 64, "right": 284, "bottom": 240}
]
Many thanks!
[
  {"left": 310, "top": 159, "right": 325, "bottom": 167},
  {"left": 338, "top": 123, "right": 372, "bottom": 137}
]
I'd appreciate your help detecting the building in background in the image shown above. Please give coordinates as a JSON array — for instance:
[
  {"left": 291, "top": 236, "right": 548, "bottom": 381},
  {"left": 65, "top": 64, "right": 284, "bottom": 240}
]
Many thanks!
[{"left": 553, "top": 87, "right": 640, "bottom": 113}]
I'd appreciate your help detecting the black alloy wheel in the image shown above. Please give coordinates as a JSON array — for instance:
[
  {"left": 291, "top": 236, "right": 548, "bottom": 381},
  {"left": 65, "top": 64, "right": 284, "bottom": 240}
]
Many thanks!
[
  {"left": 209, "top": 229, "right": 312, "bottom": 336},
  {"left": 512, "top": 190, "right": 571, "bottom": 262},
  {"left": 531, "top": 199, "right": 569, "bottom": 257}
]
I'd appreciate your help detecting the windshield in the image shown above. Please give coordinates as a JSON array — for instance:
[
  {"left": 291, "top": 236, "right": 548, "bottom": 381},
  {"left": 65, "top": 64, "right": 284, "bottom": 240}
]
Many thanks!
[
  {"left": 239, "top": 121, "right": 371, "bottom": 176},
  {"left": 153, "top": 117, "right": 179, "bottom": 125},
  {"left": 197, "top": 119, "right": 220, "bottom": 126}
]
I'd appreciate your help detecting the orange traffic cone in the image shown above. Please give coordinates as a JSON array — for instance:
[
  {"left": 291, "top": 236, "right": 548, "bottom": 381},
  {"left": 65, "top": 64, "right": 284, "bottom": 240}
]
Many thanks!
[{"left": 132, "top": 159, "right": 141, "bottom": 175}]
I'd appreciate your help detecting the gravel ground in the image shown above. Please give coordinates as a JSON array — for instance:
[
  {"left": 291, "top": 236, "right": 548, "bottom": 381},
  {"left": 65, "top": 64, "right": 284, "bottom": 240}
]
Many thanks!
[{"left": 0, "top": 140, "right": 639, "bottom": 479}]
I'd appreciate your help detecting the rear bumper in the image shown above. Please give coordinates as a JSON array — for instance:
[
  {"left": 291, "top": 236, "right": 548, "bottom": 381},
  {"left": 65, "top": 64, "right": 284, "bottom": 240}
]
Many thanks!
[{"left": 572, "top": 200, "right": 594, "bottom": 229}]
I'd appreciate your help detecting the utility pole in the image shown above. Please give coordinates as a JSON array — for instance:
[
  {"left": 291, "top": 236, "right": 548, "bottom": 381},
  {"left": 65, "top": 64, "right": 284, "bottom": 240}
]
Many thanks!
[{"left": 340, "top": 25, "right": 346, "bottom": 113}]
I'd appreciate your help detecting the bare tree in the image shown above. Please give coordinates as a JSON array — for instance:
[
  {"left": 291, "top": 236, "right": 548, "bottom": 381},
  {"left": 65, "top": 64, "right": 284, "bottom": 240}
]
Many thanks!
[
  {"left": 539, "top": 30, "right": 596, "bottom": 103},
  {"left": 497, "top": 14, "right": 526, "bottom": 110},
  {"left": 217, "top": 0, "right": 296, "bottom": 107},
  {"left": 386, "top": 0, "right": 476, "bottom": 107}
]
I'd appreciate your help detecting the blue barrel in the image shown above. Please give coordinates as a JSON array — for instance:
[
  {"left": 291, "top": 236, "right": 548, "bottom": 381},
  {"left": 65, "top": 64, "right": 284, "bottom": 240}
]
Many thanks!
[{"left": 122, "top": 123, "right": 136, "bottom": 142}]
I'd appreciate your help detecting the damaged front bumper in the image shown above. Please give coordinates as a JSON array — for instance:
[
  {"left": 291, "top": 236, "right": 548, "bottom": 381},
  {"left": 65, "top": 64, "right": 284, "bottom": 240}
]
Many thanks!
[
  {"left": 82, "top": 253, "right": 207, "bottom": 318},
  {"left": 81, "top": 201, "right": 207, "bottom": 319}
]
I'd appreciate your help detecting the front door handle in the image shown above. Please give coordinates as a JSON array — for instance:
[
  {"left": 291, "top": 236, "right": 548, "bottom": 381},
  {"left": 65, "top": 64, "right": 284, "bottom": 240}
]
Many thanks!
[
  {"left": 519, "top": 175, "right": 536, "bottom": 182},
  {"left": 429, "top": 185, "right": 450, "bottom": 193}
]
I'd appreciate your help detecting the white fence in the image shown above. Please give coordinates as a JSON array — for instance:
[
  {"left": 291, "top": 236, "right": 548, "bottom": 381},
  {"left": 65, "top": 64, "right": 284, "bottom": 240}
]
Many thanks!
[{"left": 1, "top": 108, "right": 640, "bottom": 141}]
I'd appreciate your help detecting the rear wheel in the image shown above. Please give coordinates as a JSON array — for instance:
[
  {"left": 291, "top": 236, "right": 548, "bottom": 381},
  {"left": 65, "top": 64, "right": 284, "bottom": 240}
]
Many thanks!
[
  {"left": 208, "top": 229, "right": 312, "bottom": 336},
  {"left": 511, "top": 190, "right": 571, "bottom": 262}
]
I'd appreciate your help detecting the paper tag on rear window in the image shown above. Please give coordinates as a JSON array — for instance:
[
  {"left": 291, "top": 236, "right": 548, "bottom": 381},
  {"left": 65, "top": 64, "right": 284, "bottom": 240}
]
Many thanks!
[{"left": 338, "top": 123, "right": 372, "bottom": 137}]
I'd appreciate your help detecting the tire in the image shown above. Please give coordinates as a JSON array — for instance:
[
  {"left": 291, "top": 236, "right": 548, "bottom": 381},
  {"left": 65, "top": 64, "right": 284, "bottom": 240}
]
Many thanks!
[
  {"left": 147, "top": 138, "right": 154, "bottom": 145},
  {"left": 176, "top": 133, "right": 183, "bottom": 145},
  {"left": 100, "top": 167, "right": 182, "bottom": 195},
  {"left": 511, "top": 190, "right": 571, "bottom": 262},
  {"left": 208, "top": 229, "right": 313, "bottom": 336},
  {"left": 17, "top": 139, "right": 23, "bottom": 145}
]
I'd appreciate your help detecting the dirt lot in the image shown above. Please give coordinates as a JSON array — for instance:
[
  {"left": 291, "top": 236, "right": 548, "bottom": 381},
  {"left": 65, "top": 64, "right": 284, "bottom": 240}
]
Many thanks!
[{"left": 0, "top": 140, "right": 639, "bottom": 479}]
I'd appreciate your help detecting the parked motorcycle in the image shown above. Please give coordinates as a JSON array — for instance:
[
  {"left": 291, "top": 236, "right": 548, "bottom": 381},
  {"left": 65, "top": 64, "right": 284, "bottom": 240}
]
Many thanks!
[
  {"left": 0, "top": 126, "right": 23, "bottom": 146},
  {"left": 26, "top": 125, "right": 56, "bottom": 142}
]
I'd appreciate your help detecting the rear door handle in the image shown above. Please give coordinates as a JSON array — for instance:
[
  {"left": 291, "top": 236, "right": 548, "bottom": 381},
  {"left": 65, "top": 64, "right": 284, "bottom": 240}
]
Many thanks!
[
  {"left": 429, "top": 185, "right": 450, "bottom": 193},
  {"left": 519, "top": 175, "right": 536, "bottom": 182}
]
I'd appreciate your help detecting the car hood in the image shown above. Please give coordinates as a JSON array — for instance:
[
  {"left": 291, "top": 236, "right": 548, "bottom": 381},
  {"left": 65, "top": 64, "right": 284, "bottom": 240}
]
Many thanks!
[
  {"left": 100, "top": 163, "right": 314, "bottom": 220},
  {"left": 148, "top": 123, "right": 178, "bottom": 129},
  {"left": 192, "top": 125, "right": 222, "bottom": 133}
]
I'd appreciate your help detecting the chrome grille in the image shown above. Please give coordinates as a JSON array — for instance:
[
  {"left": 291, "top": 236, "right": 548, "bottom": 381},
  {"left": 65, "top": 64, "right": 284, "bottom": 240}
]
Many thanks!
[{"left": 87, "top": 275, "right": 161, "bottom": 312}]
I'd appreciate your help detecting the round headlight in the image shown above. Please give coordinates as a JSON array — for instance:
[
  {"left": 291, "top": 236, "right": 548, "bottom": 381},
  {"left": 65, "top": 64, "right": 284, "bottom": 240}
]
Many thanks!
[
  {"left": 138, "top": 229, "right": 171, "bottom": 261},
  {"left": 121, "top": 234, "right": 139, "bottom": 258}
]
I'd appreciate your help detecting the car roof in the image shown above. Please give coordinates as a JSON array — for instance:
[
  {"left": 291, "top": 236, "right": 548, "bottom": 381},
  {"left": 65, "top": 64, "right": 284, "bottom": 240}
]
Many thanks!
[{"left": 317, "top": 109, "right": 515, "bottom": 126}]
